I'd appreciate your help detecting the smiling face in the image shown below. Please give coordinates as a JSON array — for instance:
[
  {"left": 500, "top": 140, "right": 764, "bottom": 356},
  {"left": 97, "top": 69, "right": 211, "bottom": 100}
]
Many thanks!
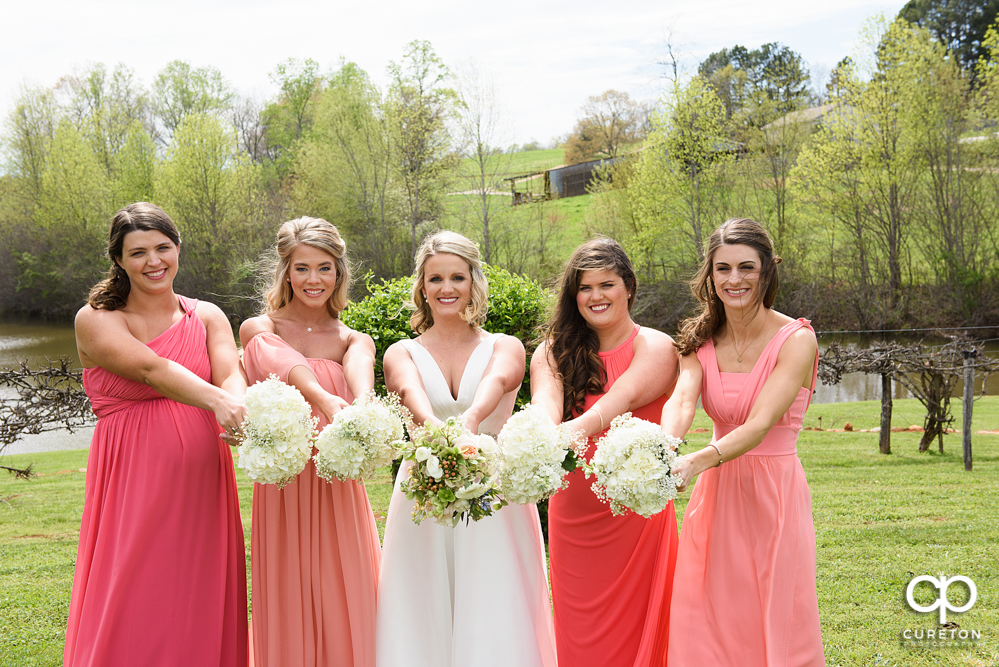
[
  {"left": 711, "top": 243, "right": 763, "bottom": 309},
  {"left": 117, "top": 230, "right": 179, "bottom": 295},
  {"left": 575, "top": 269, "right": 630, "bottom": 329},
  {"left": 287, "top": 244, "right": 337, "bottom": 309},
  {"left": 423, "top": 252, "right": 472, "bottom": 319}
]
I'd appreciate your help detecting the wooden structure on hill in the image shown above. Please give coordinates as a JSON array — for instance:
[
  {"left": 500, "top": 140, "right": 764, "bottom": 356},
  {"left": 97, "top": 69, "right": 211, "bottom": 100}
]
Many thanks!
[{"left": 503, "top": 156, "right": 625, "bottom": 205}]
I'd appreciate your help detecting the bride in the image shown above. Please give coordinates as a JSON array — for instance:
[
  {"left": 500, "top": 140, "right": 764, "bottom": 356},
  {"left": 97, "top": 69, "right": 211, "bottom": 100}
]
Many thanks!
[{"left": 375, "top": 231, "right": 557, "bottom": 667}]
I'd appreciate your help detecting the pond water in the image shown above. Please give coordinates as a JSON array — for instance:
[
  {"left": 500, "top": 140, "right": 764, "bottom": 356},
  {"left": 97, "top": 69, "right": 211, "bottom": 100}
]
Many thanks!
[{"left": 1, "top": 320, "right": 996, "bottom": 404}]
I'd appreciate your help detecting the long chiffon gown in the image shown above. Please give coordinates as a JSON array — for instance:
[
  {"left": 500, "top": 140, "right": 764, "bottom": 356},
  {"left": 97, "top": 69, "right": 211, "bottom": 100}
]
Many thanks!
[
  {"left": 668, "top": 318, "right": 824, "bottom": 666},
  {"left": 375, "top": 333, "right": 557, "bottom": 667},
  {"left": 548, "top": 324, "right": 679, "bottom": 667},
  {"left": 242, "top": 332, "right": 381, "bottom": 667},
  {"left": 64, "top": 296, "right": 247, "bottom": 667}
]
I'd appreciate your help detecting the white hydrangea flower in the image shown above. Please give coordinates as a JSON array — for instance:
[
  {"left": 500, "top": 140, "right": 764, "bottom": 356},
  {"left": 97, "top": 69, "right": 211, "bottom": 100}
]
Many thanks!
[
  {"left": 237, "top": 375, "right": 317, "bottom": 488},
  {"left": 496, "top": 403, "right": 583, "bottom": 505},
  {"left": 587, "top": 413, "right": 682, "bottom": 518},
  {"left": 313, "top": 391, "right": 408, "bottom": 482}
]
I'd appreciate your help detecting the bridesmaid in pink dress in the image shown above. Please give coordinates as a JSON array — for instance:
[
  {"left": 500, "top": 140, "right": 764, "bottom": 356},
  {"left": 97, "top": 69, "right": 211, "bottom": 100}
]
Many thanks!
[
  {"left": 66, "top": 202, "right": 248, "bottom": 667},
  {"left": 239, "top": 217, "right": 380, "bottom": 667},
  {"left": 662, "top": 218, "right": 824, "bottom": 666},
  {"left": 531, "top": 238, "right": 680, "bottom": 666}
]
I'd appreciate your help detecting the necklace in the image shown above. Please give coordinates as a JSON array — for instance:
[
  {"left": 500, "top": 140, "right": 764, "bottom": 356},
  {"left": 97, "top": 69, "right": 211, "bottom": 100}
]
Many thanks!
[
  {"left": 733, "top": 329, "right": 761, "bottom": 363},
  {"left": 280, "top": 313, "right": 331, "bottom": 333}
]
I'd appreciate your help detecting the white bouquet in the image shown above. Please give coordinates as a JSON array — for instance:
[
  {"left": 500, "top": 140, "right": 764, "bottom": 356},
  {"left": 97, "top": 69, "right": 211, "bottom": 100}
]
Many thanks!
[
  {"left": 237, "top": 374, "right": 318, "bottom": 488},
  {"left": 400, "top": 417, "right": 506, "bottom": 526},
  {"left": 497, "top": 403, "right": 588, "bottom": 505},
  {"left": 313, "top": 391, "right": 409, "bottom": 482},
  {"left": 586, "top": 413, "right": 682, "bottom": 518}
]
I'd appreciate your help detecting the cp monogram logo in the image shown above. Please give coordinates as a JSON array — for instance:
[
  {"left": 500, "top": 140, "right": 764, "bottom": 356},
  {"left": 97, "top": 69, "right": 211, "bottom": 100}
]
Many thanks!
[{"left": 906, "top": 574, "right": 977, "bottom": 624}]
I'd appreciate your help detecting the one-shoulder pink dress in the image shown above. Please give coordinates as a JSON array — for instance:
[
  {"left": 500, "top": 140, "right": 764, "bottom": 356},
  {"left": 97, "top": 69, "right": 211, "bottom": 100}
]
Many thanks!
[
  {"left": 668, "top": 319, "right": 824, "bottom": 666},
  {"left": 64, "top": 296, "right": 248, "bottom": 667},
  {"left": 548, "top": 325, "right": 679, "bottom": 667},
  {"left": 242, "top": 332, "right": 380, "bottom": 667}
]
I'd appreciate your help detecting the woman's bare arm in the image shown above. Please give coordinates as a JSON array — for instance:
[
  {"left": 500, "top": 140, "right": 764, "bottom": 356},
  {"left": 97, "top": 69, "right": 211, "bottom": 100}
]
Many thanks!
[{"left": 463, "top": 335, "right": 525, "bottom": 434}]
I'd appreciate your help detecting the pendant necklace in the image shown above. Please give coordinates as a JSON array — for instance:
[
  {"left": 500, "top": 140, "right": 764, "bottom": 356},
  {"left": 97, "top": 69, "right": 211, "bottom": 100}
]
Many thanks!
[{"left": 282, "top": 314, "right": 329, "bottom": 333}]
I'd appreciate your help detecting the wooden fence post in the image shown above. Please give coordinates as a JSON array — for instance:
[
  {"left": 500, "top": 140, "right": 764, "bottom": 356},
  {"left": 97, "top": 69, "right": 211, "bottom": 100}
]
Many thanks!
[
  {"left": 962, "top": 349, "right": 975, "bottom": 472},
  {"left": 880, "top": 371, "right": 892, "bottom": 455}
]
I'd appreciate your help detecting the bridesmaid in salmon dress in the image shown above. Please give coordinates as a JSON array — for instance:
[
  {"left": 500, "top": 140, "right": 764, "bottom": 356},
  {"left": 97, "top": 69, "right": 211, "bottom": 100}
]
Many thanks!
[
  {"left": 66, "top": 203, "right": 248, "bottom": 667},
  {"left": 531, "top": 238, "right": 680, "bottom": 666},
  {"left": 239, "top": 217, "right": 380, "bottom": 667},
  {"left": 662, "top": 218, "right": 824, "bottom": 666}
]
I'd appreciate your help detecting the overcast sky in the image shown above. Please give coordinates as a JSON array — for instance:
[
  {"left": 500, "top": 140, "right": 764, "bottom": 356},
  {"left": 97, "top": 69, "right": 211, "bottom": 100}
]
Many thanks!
[{"left": 2, "top": 0, "right": 907, "bottom": 146}]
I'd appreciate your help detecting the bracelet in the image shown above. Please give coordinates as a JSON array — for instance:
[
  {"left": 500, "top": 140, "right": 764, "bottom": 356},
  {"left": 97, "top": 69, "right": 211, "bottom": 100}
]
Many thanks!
[
  {"left": 708, "top": 443, "right": 723, "bottom": 466},
  {"left": 588, "top": 405, "right": 605, "bottom": 432}
]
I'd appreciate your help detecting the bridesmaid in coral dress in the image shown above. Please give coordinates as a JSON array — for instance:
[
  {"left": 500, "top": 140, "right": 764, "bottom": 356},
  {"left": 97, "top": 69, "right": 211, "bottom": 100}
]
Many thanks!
[
  {"left": 66, "top": 202, "right": 248, "bottom": 667},
  {"left": 239, "top": 217, "right": 380, "bottom": 667},
  {"left": 531, "top": 238, "right": 680, "bottom": 666},
  {"left": 662, "top": 218, "right": 824, "bottom": 666}
]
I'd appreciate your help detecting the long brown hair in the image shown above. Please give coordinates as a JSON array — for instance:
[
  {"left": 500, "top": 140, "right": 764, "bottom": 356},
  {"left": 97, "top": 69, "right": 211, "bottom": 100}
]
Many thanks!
[
  {"left": 260, "top": 217, "right": 351, "bottom": 318},
  {"left": 675, "top": 217, "right": 781, "bottom": 355},
  {"left": 88, "top": 202, "right": 182, "bottom": 311},
  {"left": 541, "top": 237, "right": 637, "bottom": 421}
]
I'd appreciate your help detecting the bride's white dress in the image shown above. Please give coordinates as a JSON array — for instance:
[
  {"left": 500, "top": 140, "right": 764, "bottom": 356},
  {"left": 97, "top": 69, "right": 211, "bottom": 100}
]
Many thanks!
[{"left": 375, "top": 334, "right": 557, "bottom": 667}]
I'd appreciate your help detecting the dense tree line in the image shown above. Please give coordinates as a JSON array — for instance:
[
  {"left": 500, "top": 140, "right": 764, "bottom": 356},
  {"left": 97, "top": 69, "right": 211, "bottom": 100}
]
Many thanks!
[
  {"left": 3, "top": 15, "right": 999, "bottom": 335},
  {"left": 590, "top": 16, "right": 999, "bottom": 331}
]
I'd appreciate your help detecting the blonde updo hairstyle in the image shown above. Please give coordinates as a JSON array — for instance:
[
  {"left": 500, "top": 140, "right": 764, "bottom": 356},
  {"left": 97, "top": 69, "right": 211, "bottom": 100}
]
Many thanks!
[
  {"left": 261, "top": 217, "right": 351, "bottom": 318},
  {"left": 409, "top": 231, "right": 488, "bottom": 334}
]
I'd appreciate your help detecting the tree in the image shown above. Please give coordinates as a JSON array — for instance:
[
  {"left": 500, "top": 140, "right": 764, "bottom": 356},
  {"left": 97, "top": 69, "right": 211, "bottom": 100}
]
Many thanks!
[
  {"left": 293, "top": 61, "right": 409, "bottom": 278},
  {"left": 795, "top": 18, "right": 941, "bottom": 324},
  {"left": 453, "top": 61, "right": 511, "bottom": 263},
  {"left": 699, "top": 43, "right": 811, "bottom": 137},
  {"left": 1, "top": 84, "right": 58, "bottom": 207},
  {"left": 155, "top": 113, "right": 262, "bottom": 310},
  {"left": 563, "top": 90, "right": 643, "bottom": 165},
  {"left": 151, "top": 60, "right": 234, "bottom": 141},
  {"left": 900, "top": 0, "right": 999, "bottom": 78},
  {"left": 631, "top": 76, "right": 733, "bottom": 268},
  {"left": 386, "top": 40, "right": 461, "bottom": 265},
  {"left": 262, "top": 58, "right": 324, "bottom": 174}
]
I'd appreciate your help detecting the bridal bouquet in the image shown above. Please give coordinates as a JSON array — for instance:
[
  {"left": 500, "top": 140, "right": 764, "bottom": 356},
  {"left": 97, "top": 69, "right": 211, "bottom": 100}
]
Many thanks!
[
  {"left": 400, "top": 417, "right": 506, "bottom": 527},
  {"left": 237, "top": 374, "right": 318, "bottom": 488},
  {"left": 497, "top": 403, "right": 588, "bottom": 505},
  {"left": 313, "top": 391, "right": 409, "bottom": 482},
  {"left": 586, "top": 413, "right": 682, "bottom": 518}
]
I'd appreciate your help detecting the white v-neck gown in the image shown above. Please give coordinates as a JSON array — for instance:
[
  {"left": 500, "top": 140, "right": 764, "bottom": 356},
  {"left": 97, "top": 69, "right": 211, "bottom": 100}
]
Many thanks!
[{"left": 375, "top": 334, "right": 557, "bottom": 667}]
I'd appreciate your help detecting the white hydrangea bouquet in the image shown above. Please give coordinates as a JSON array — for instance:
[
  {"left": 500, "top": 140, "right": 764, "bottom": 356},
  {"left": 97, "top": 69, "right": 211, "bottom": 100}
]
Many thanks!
[
  {"left": 496, "top": 403, "right": 588, "bottom": 505},
  {"left": 585, "top": 413, "right": 683, "bottom": 518},
  {"left": 400, "top": 417, "right": 506, "bottom": 527},
  {"left": 237, "top": 374, "right": 318, "bottom": 488},
  {"left": 313, "top": 391, "right": 410, "bottom": 482}
]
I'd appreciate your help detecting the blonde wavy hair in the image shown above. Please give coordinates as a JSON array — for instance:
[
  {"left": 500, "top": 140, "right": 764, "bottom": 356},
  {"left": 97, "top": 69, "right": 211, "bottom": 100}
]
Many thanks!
[
  {"left": 409, "top": 231, "right": 488, "bottom": 333},
  {"left": 260, "top": 217, "right": 352, "bottom": 318}
]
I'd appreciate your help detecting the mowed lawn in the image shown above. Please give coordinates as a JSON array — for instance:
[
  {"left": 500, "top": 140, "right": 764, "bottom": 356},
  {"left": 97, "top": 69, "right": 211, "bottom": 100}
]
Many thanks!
[{"left": 2, "top": 397, "right": 998, "bottom": 666}]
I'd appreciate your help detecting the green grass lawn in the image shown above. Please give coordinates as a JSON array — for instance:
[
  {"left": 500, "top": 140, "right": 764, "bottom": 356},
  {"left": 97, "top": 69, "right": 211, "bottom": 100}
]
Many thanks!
[{"left": 2, "top": 397, "right": 998, "bottom": 666}]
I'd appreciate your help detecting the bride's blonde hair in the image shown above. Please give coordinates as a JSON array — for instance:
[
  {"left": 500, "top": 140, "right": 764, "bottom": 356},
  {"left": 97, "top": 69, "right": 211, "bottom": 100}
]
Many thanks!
[{"left": 409, "top": 231, "right": 488, "bottom": 333}]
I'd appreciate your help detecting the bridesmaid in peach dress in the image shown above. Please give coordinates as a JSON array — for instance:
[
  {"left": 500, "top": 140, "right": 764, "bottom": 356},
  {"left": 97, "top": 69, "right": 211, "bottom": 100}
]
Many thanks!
[
  {"left": 662, "top": 218, "right": 824, "bottom": 666},
  {"left": 66, "top": 203, "right": 247, "bottom": 667},
  {"left": 531, "top": 238, "right": 680, "bottom": 666},
  {"left": 239, "top": 217, "right": 380, "bottom": 667}
]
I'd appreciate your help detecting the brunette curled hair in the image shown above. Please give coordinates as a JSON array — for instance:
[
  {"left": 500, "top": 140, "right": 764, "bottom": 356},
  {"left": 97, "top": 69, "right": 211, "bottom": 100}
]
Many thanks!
[
  {"left": 675, "top": 217, "right": 781, "bottom": 355},
  {"left": 88, "top": 202, "right": 181, "bottom": 311},
  {"left": 541, "top": 237, "right": 637, "bottom": 421}
]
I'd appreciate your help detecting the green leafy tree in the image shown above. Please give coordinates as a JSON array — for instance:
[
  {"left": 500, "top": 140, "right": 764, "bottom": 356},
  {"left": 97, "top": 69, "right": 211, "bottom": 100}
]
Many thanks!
[
  {"left": 386, "top": 40, "right": 461, "bottom": 265},
  {"left": 631, "top": 76, "right": 733, "bottom": 267},
  {"left": 293, "top": 61, "right": 409, "bottom": 277},
  {"left": 795, "top": 18, "right": 942, "bottom": 323},
  {"left": 900, "top": 0, "right": 999, "bottom": 78},
  {"left": 152, "top": 60, "right": 234, "bottom": 140},
  {"left": 155, "top": 113, "right": 262, "bottom": 311},
  {"left": 563, "top": 90, "right": 644, "bottom": 165},
  {"left": 262, "top": 58, "right": 324, "bottom": 174}
]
